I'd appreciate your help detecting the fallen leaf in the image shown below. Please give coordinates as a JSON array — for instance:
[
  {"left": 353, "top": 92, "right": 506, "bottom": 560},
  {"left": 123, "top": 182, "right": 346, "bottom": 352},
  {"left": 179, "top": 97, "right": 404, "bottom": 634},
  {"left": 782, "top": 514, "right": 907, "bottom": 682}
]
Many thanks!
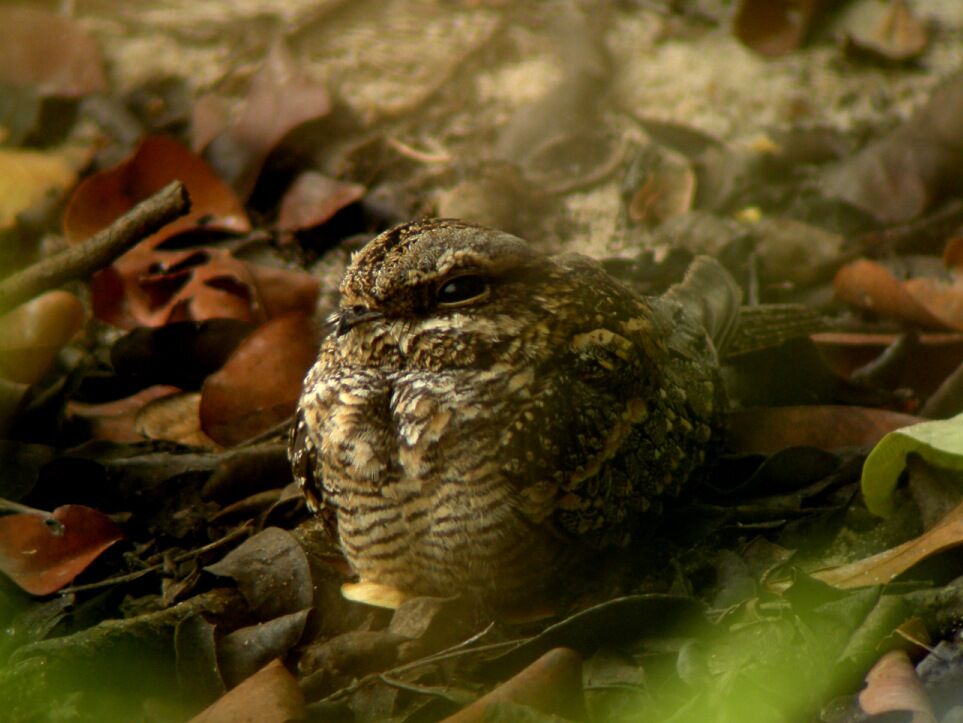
[
  {"left": 732, "top": 0, "right": 825, "bottom": 58},
  {"left": 753, "top": 217, "right": 844, "bottom": 286},
  {"left": 64, "top": 135, "right": 248, "bottom": 245},
  {"left": 218, "top": 609, "right": 311, "bottom": 688},
  {"left": 109, "top": 319, "right": 255, "bottom": 391},
  {"left": 203, "top": 40, "right": 331, "bottom": 198},
  {"left": 834, "top": 259, "right": 946, "bottom": 329},
  {"left": 244, "top": 262, "right": 319, "bottom": 320},
  {"left": 200, "top": 314, "right": 319, "bottom": 446},
  {"left": 813, "top": 331, "right": 963, "bottom": 394},
  {"left": 813, "top": 500, "right": 963, "bottom": 587},
  {"left": 0, "top": 504, "right": 123, "bottom": 595},
  {"left": 0, "top": 6, "right": 105, "bottom": 97},
  {"left": 189, "top": 659, "right": 305, "bottom": 723},
  {"left": 135, "top": 391, "right": 219, "bottom": 449},
  {"left": 861, "top": 412, "right": 963, "bottom": 517},
  {"left": 626, "top": 154, "right": 695, "bottom": 226},
  {"left": 63, "top": 136, "right": 252, "bottom": 328},
  {"left": 727, "top": 406, "right": 921, "bottom": 455},
  {"left": 0, "top": 291, "right": 84, "bottom": 385},
  {"left": 443, "top": 647, "right": 584, "bottom": 723},
  {"left": 843, "top": 0, "right": 929, "bottom": 64},
  {"left": 859, "top": 650, "right": 936, "bottom": 723},
  {"left": 277, "top": 172, "right": 365, "bottom": 233},
  {"left": 205, "top": 527, "right": 313, "bottom": 621},
  {"left": 821, "top": 71, "right": 963, "bottom": 224},
  {"left": 68, "top": 385, "right": 181, "bottom": 442},
  {"left": 0, "top": 147, "right": 83, "bottom": 229}
]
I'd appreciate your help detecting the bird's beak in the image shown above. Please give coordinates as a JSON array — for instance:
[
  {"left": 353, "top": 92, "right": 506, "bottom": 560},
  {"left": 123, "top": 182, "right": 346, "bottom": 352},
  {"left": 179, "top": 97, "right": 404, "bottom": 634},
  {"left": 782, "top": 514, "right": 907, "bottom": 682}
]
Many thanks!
[{"left": 335, "top": 306, "right": 383, "bottom": 336}]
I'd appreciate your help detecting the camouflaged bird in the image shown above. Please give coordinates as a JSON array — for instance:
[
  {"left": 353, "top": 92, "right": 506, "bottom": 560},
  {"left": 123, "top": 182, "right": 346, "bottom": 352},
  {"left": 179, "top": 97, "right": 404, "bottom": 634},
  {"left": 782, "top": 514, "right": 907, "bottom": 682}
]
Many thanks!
[{"left": 290, "top": 219, "right": 743, "bottom": 600}]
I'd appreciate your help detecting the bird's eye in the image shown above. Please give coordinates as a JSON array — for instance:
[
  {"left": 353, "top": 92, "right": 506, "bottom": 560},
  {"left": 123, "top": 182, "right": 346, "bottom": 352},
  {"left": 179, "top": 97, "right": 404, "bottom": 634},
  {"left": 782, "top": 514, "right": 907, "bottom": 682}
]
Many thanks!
[{"left": 436, "top": 274, "right": 489, "bottom": 307}]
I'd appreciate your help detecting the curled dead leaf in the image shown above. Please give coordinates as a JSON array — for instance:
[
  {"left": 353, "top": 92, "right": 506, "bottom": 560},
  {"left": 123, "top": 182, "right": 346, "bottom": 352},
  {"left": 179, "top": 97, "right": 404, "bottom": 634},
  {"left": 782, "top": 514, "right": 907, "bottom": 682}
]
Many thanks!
[
  {"left": 859, "top": 650, "right": 936, "bottom": 722},
  {"left": 814, "top": 500, "right": 963, "bottom": 589}
]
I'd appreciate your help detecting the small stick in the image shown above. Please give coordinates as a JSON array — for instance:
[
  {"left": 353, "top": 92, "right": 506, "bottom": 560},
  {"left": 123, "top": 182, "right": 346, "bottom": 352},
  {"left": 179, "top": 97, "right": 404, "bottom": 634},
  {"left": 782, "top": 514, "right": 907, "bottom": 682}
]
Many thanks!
[{"left": 0, "top": 180, "right": 192, "bottom": 314}]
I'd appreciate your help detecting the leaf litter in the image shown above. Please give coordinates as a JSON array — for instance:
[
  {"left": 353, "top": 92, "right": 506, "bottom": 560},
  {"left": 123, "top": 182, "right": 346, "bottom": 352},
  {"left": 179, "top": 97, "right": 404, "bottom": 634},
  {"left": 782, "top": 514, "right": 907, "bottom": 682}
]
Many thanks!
[{"left": 5, "top": 1, "right": 963, "bottom": 722}]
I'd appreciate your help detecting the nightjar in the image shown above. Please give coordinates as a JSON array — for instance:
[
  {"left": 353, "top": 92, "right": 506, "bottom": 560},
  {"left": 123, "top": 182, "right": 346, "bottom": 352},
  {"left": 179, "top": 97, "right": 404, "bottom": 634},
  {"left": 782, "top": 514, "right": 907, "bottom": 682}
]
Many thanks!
[{"left": 290, "top": 219, "right": 741, "bottom": 600}]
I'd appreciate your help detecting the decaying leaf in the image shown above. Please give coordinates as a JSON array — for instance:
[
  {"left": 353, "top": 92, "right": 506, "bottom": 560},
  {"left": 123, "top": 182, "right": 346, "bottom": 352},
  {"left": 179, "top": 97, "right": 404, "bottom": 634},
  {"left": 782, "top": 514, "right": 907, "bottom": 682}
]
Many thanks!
[
  {"left": 0, "top": 504, "right": 123, "bottom": 595},
  {"left": 444, "top": 647, "right": 584, "bottom": 723},
  {"left": 821, "top": 71, "right": 963, "bottom": 224}
]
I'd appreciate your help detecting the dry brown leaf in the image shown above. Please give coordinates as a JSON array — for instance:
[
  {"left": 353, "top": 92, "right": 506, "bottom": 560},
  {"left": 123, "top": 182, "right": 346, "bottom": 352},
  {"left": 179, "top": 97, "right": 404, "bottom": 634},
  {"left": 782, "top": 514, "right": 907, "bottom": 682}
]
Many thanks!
[
  {"left": 64, "top": 135, "right": 249, "bottom": 246},
  {"left": 200, "top": 314, "right": 320, "bottom": 447},
  {"left": 0, "top": 291, "right": 84, "bottom": 385},
  {"left": 442, "top": 647, "right": 584, "bottom": 722},
  {"left": 732, "top": 0, "right": 825, "bottom": 58},
  {"left": 69, "top": 385, "right": 181, "bottom": 442},
  {"left": 135, "top": 391, "right": 220, "bottom": 449},
  {"left": 189, "top": 659, "right": 304, "bottom": 723},
  {"left": 727, "top": 405, "right": 921, "bottom": 455},
  {"left": 277, "top": 172, "right": 365, "bottom": 234},
  {"left": 204, "top": 41, "right": 332, "bottom": 198},
  {"left": 834, "top": 259, "right": 947, "bottom": 329},
  {"left": 844, "top": 0, "right": 929, "bottom": 64},
  {"left": 858, "top": 650, "right": 936, "bottom": 722},
  {"left": 813, "top": 500, "right": 963, "bottom": 588}
]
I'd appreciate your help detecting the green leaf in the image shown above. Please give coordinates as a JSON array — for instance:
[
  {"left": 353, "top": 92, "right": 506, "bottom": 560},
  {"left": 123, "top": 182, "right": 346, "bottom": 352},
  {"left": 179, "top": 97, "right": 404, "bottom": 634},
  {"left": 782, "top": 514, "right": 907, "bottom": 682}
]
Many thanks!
[{"left": 861, "top": 412, "right": 963, "bottom": 517}]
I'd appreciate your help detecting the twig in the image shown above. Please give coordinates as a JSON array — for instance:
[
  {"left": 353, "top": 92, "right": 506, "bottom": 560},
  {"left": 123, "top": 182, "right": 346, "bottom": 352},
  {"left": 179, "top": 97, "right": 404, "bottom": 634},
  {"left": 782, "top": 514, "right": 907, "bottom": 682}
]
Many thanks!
[
  {"left": 0, "top": 180, "right": 191, "bottom": 313},
  {"left": 320, "top": 622, "right": 519, "bottom": 704},
  {"left": 0, "top": 497, "right": 64, "bottom": 535},
  {"left": 58, "top": 521, "right": 251, "bottom": 594}
]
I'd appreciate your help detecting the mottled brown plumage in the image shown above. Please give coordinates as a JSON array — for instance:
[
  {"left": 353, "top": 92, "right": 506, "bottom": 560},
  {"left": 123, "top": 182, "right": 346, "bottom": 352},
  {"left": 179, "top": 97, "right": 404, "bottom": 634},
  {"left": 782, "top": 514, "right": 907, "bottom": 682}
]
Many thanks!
[{"left": 290, "top": 219, "right": 739, "bottom": 599}]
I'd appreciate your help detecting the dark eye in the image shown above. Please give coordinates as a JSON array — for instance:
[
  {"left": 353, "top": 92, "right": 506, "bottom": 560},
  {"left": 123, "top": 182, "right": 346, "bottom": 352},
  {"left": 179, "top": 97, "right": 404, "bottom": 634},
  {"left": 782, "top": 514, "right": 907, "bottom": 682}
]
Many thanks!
[{"left": 436, "top": 274, "right": 489, "bottom": 306}]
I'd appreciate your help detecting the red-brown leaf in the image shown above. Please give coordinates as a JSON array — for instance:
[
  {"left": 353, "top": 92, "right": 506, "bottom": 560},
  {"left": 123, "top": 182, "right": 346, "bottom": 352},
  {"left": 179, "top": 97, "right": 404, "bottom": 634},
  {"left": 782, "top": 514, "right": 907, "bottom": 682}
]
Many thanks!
[
  {"left": 188, "top": 659, "right": 305, "bottom": 723},
  {"left": 0, "top": 504, "right": 123, "bottom": 595},
  {"left": 277, "top": 172, "right": 365, "bottom": 233},
  {"left": 200, "top": 314, "right": 320, "bottom": 447},
  {"left": 859, "top": 650, "right": 936, "bottom": 722},
  {"left": 727, "top": 405, "right": 922, "bottom": 455}
]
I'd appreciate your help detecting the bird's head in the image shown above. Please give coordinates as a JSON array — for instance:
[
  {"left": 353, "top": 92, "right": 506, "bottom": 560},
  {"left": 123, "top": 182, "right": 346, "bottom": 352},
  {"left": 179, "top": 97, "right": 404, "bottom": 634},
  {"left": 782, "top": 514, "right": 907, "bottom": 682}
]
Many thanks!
[{"left": 331, "top": 219, "right": 556, "bottom": 369}]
